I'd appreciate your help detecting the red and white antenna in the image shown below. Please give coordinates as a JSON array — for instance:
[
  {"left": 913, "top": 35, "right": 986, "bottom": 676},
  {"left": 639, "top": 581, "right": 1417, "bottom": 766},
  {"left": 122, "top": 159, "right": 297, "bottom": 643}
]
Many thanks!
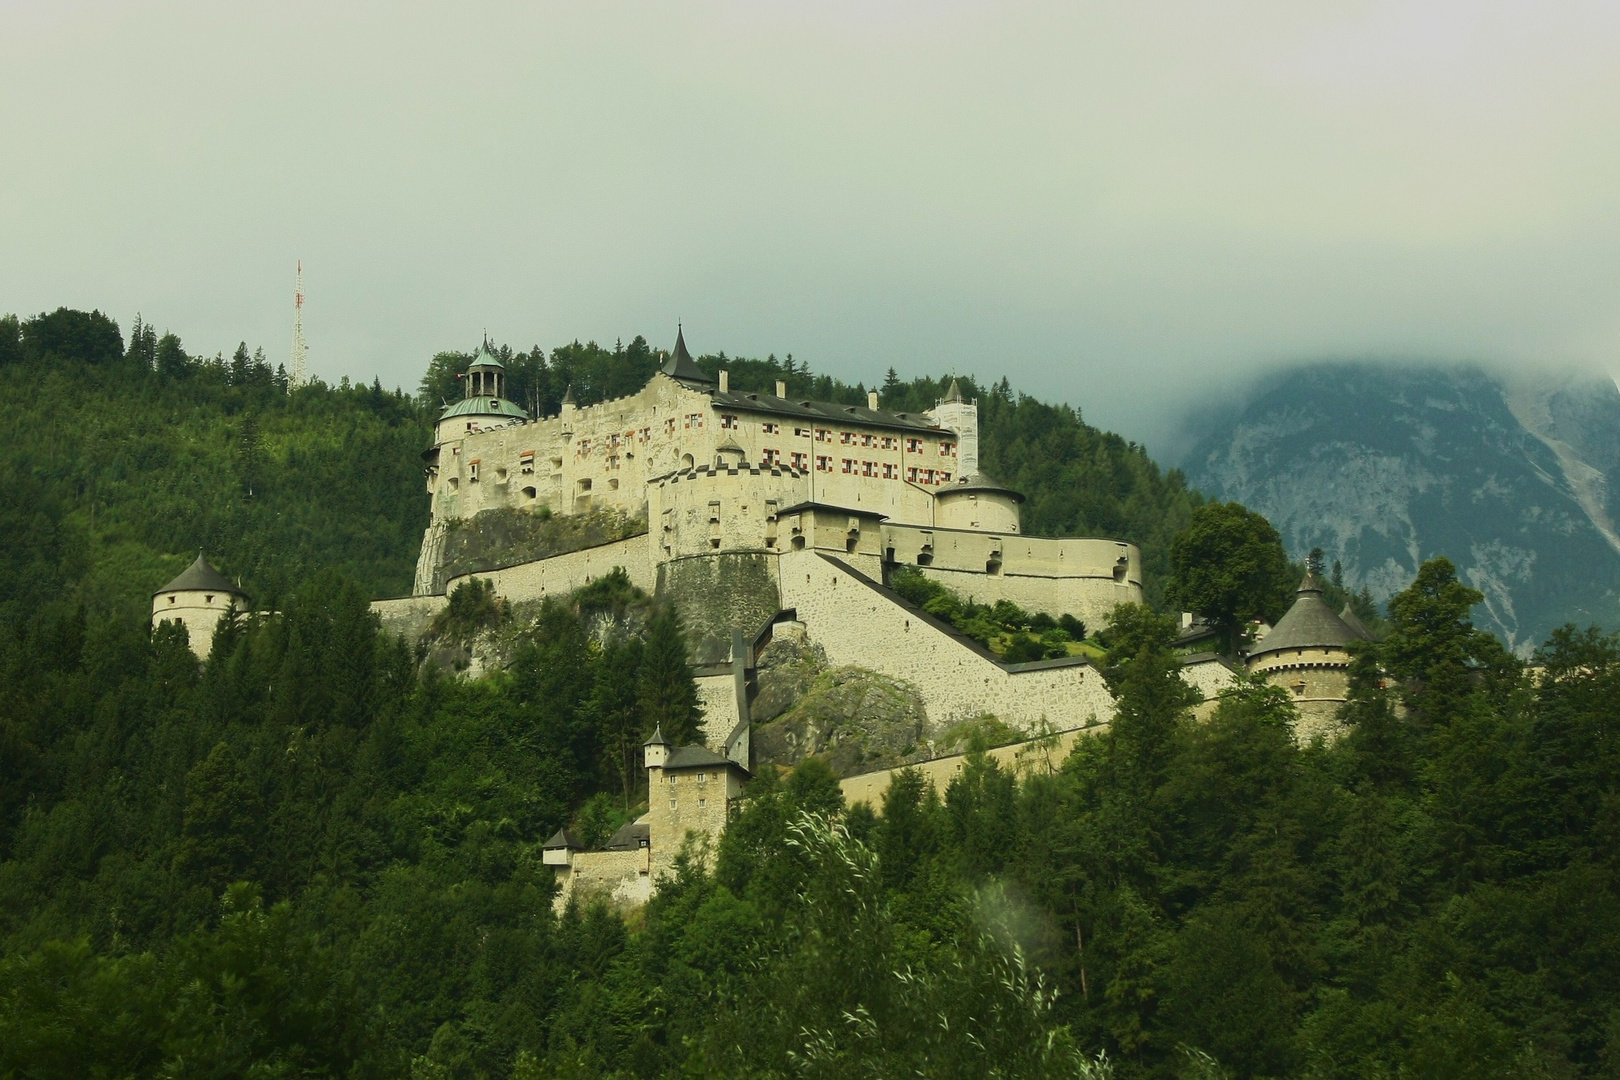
[{"left": 289, "top": 260, "right": 307, "bottom": 389}]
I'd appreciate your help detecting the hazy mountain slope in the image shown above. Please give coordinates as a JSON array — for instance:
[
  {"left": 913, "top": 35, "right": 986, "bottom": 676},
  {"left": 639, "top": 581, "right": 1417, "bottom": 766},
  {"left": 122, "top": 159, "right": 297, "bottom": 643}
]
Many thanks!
[{"left": 1184, "top": 363, "right": 1620, "bottom": 652}]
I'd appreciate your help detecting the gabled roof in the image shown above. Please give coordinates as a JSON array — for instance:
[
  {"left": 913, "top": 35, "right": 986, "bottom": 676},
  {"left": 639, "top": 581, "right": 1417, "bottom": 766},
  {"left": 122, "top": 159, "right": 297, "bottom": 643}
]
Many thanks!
[
  {"left": 934, "top": 473, "right": 1025, "bottom": 503},
  {"left": 661, "top": 327, "right": 715, "bottom": 385},
  {"left": 604, "top": 821, "right": 650, "bottom": 851},
  {"left": 664, "top": 744, "right": 747, "bottom": 772},
  {"left": 1248, "top": 573, "right": 1367, "bottom": 659},
  {"left": 709, "top": 387, "right": 940, "bottom": 435},
  {"left": 543, "top": 828, "right": 582, "bottom": 851},
  {"left": 156, "top": 554, "right": 247, "bottom": 598}
]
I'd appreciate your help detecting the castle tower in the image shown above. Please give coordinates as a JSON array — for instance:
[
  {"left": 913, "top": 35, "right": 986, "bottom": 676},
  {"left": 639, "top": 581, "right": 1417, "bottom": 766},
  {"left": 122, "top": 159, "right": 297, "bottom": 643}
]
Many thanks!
[
  {"left": 1246, "top": 572, "right": 1370, "bottom": 740},
  {"left": 152, "top": 554, "right": 249, "bottom": 659},
  {"left": 926, "top": 379, "right": 979, "bottom": 477}
]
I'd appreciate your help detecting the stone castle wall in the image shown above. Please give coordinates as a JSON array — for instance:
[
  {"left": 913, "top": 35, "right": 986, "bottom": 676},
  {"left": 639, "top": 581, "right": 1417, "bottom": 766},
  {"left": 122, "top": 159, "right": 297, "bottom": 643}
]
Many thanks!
[{"left": 776, "top": 549, "right": 1117, "bottom": 731}]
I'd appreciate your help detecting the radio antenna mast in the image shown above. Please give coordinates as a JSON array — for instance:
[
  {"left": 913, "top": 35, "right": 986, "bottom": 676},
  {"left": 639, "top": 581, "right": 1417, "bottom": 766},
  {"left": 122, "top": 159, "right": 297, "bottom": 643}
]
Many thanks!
[{"left": 290, "top": 260, "right": 307, "bottom": 389}]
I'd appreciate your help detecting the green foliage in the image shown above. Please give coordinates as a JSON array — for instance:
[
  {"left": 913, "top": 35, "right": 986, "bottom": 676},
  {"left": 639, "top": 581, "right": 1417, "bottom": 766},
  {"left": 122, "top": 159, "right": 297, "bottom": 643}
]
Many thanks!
[
  {"left": 889, "top": 566, "right": 1083, "bottom": 659},
  {"left": 1166, "top": 501, "right": 1294, "bottom": 654},
  {"left": 638, "top": 605, "right": 701, "bottom": 745},
  {"left": 430, "top": 576, "right": 506, "bottom": 640},
  {"left": 0, "top": 308, "right": 431, "bottom": 619}
]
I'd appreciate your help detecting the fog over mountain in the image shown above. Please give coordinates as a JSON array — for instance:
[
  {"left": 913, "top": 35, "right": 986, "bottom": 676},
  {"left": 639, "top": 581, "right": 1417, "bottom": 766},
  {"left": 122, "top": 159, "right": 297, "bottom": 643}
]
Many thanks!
[{"left": 1182, "top": 362, "right": 1620, "bottom": 653}]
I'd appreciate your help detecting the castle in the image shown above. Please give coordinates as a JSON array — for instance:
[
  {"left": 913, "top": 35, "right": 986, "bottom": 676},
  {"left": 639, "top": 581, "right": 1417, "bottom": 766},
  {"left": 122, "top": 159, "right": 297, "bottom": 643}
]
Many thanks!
[{"left": 148, "top": 334, "right": 1365, "bottom": 910}]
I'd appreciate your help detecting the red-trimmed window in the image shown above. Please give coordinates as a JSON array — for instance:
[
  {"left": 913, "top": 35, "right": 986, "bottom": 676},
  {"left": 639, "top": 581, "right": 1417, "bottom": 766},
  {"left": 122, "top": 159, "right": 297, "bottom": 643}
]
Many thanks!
[
  {"left": 841, "top": 459, "right": 854, "bottom": 473},
  {"left": 790, "top": 451, "right": 808, "bottom": 470},
  {"left": 720, "top": 414, "right": 739, "bottom": 430},
  {"left": 906, "top": 437, "right": 923, "bottom": 453},
  {"left": 940, "top": 441, "right": 955, "bottom": 456},
  {"left": 817, "top": 455, "right": 832, "bottom": 472}
]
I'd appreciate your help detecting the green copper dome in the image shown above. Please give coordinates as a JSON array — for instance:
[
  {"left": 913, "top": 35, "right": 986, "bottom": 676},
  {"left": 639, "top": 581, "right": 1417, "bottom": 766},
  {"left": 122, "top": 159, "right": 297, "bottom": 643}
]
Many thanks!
[{"left": 439, "top": 395, "right": 530, "bottom": 421}]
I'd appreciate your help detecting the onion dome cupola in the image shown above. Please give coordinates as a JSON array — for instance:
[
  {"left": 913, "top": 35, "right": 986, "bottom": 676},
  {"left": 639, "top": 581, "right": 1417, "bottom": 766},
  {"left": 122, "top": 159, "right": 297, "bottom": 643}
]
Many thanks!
[
  {"left": 661, "top": 325, "right": 716, "bottom": 387},
  {"left": 437, "top": 343, "right": 531, "bottom": 427},
  {"left": 1247, "top": 572, "right": 1368, "bottom": 666}
]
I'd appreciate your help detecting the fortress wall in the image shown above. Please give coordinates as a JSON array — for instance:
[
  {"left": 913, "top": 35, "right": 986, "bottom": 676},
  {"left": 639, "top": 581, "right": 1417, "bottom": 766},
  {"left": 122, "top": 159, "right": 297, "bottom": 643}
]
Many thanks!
[
  {"left": 776, "top": 550, "right": 1117, "bottom": 732},
  {"left": 651, "top": 467, "right": 809, "bottom": 560},
  {"left": 1249, "top": 646, "right": 1352, "bottom": 675},
  {"left": 657, "top": 552, "right": 781, "bottom": 666},
  {"left": 1254, "top": 665, "right": 1351, "bottom": 743},
  {"left": 371, "top": 594, "right": 449, "bottom": 645},
  {"left": 694, "top": 671, "right": 741, "bottom": 750},
  {"left": 917, "top": 568, "right": 1140, "bottom": 630},
  {"left": 840, "top": 725, "right": 1104, "bottom": 809},
  {"left": 552, "top": 850, "right": 651, "bottom": 913},
  {"left": 443, "top": 533, "right": 655, "bottom": 603}
]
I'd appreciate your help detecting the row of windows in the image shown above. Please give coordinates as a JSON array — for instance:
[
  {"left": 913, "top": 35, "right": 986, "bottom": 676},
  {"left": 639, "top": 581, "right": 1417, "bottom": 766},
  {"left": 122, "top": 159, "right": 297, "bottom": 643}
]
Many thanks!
[{"left": 717, "top": 416, "right": 954, "bottom": 455}]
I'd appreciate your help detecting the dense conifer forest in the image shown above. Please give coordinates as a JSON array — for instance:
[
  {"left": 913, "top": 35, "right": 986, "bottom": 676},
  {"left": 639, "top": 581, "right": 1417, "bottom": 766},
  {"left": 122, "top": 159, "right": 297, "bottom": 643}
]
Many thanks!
[{"left": 2, "top": 309, "right": 1618, "bottom": 1078}]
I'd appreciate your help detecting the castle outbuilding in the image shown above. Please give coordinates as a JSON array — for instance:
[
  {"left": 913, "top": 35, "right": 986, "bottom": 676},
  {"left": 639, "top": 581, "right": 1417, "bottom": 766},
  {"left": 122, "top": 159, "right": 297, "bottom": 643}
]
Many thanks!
[
  {"left": 151, "top": 554, "right": 248, "bottom": 658},
  {"left": 545, "top": 725, "right": 750, "bottom": 911},
  {"left": 1246, "top": 572, "right": 1370, "bottom": 739}
]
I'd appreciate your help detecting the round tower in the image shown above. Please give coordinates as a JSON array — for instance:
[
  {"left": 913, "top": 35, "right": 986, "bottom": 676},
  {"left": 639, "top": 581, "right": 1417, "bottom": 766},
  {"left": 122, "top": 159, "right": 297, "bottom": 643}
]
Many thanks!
[
  {"left": 152, "top": 554, "right": 249, "bottom": 658},
  {"left": 1246, "top": 572, "right": 1370, "bottom": 739},
  {"left": 933, "top": 473, "right": 1024, "bottom": 534},
  {"left": 433, "top": 345, "right": 531, "bottom": 444}
]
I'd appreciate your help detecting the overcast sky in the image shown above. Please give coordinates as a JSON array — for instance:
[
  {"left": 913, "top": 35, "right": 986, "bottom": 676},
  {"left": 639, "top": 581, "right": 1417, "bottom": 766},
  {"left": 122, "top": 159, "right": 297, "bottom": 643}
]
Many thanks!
[{"left": 4, "top": 0, "right": 1619, "bottom": 454}]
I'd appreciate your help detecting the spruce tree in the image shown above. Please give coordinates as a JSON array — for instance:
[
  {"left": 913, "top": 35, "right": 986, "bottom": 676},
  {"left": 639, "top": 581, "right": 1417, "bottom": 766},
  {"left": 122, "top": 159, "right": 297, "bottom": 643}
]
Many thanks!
[{"left": 637, "top": 605, "right": 700, "bottom": 747}]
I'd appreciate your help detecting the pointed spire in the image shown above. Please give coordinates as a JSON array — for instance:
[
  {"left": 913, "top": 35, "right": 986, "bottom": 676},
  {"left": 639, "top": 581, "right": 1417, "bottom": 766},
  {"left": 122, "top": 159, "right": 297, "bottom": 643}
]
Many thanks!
[
  {"left": 1297, "top": 570, "right": 1326, "bottom": 596},
  {"left": 661, "top": 325, "right": 715, "bottom": 385},
  {"left": 943, "top": 378, "right": 964, "bottom": 403},
  {"left": 645, "top": 724, "right": 671, "bottom": 747},
  {"left": 560, "top": 383, "right": 575, "bottom": 406}
]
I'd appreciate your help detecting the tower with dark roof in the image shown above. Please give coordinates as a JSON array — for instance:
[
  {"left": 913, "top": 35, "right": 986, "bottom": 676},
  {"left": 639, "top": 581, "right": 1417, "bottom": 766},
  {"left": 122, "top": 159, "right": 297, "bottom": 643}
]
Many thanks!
[
  {"left": 1246, "top": 571, "right": 1371, "bottom": 740},
  {"left": 660, "top": 325, "right": 716, "bottom": 387},
  {"left": 151, "top": 554, "right": 250, "bottom": 659}
]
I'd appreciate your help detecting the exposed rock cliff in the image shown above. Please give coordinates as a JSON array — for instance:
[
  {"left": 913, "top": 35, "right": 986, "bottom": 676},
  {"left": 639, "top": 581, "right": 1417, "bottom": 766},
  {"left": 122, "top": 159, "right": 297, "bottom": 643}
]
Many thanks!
[{"left": 1184, "top": 363, "right": 1620, "bottom": 654}]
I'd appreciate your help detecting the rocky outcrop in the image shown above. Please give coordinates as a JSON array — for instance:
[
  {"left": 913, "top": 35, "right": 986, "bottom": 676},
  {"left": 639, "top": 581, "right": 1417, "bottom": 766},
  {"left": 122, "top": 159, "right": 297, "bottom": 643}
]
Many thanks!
[{"left": 431, "top": 507, "right": 646, "bottom": 593}]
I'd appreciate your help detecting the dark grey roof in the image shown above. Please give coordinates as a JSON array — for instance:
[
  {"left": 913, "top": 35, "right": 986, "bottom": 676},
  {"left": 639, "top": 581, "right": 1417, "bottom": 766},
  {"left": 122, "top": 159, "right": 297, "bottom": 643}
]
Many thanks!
[
  {"left": 156, "top": 554, "right": 247, "bottom": 598},
  {"left": 665, "top": 744, "right": 746, "bottom": 772},
  {"left": 934, "top": 473, "right": 1025, "bottom": 503},
  {"left": 604, "top": 821, "right": 650, "bottom": 851},
  {"left": 943, "top": 379, "right": 965, "bottom": 403},
  {"left": 1248, "top": 573, "right": 1367, "bottom": 659},
  {"left": 644, "top": 724, "right": 671, "bottom": 748},
  {"left": 1339, "top": 605, "right": 1377, "bottom": 641},
  {"left": 662, "top": 327, "right": 715, "bottom": 384},
  {"left": 709, "top": 388, "right": 941, "bottom": 434},
  {"left": 543, "top": 828, "right": 582, "bottom": 850},
  {"left": 775, "top": 500, "right": 888, "bottom": 520}
]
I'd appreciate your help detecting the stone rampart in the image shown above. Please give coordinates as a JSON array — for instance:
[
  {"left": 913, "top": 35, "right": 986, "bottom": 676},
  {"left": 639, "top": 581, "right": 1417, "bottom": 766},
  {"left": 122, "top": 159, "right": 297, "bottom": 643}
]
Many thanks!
[
  {"left": 776, "top": 550, "right": 1117, "bottom": 731},
  {"left": 840, "top": 724, "right": 1104, "bottom": 808},
  {"left": 442, "top": 533, "right": 655, "bottom": 603}
]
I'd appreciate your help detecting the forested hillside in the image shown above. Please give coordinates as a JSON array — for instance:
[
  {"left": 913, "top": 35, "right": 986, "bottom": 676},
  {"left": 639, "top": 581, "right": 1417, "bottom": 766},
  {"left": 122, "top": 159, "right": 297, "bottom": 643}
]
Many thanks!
[
  {"left": 4, "top": 309, "right": 1618, "bottom": 1078},
  {"left": 0, "top": 308, "right": 430, "bottom": 618}
]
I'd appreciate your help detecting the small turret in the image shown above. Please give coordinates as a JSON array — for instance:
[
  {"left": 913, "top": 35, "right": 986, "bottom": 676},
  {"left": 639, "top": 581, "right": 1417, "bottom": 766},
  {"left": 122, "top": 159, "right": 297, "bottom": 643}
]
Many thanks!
[
  {"left": 152, "top": 554, "right": 250, "bottom": 659},
  {"left": 926, "top": 378, "right": 979, "bottom": 478},
  {"left": 643, "top": 725, "right": 671, "bottom": 769}
]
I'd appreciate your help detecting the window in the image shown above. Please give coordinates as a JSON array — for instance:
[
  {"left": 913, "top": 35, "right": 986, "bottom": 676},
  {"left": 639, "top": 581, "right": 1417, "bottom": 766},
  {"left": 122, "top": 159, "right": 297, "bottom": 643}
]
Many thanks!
[
  {"left": 939, "top": 471, "right": 951, "bottom": 483},
  {"left": 842, "top": 459, "right": 854, "bottom": 473},
  {"left": 882, "top": 463, "right": 897, "bottom": 479},
  {"left": 666, "top": 418, "right": 677, "bottom": 433},
  {"left": 762, "top": 422, "right": 780, "bottom": 434},
  {"left": 720, "top": 414, "right": 739, "bottom": 430},
  {"left": 699, "top": 798, "right": 707, "bottom": 808},
  {"left": 168, "top": 595, "right": 176, "bottom": 605},
  {"left": 205, "top": 595, "right": 214, "bottom": 603},
  {"left": 816, "top": 455, "right": 832, "bottom": 472},
  {"left": 795, "top": 427, "right": 811, "bottom": 438},
  {"left": 790, "top": 451, "right": 808, "bottom": 470},
  {"left": 906, "top": 437, "right": 923, "bottom": 453},
  {"left": 468, "top": 460, "right": 480, "bottom": 482},
  {"left": 762, "top": 448, "right": 780, "bottom": 466},
  {"left": 921, "top": 468, "right": 934, "bottom": 484},
  {"left": 941, "top": 441, "right": 955, "bottom": 456},
  {"left": 840, "top": 431, "right": 853, "bottom": 444},
  {"left": 862, "top": 460, "right": 875, "bottom": 477},
  {"left": 578, "top": 478, "right": 592, "bottom": 492},
  {"left": 698, "top": 772, "right": 707, "bottom": 783},
  {"left": 860, "top": 433, "right": 873, "bottom": 447},
  {"left": 670, "top": 800, "right": 677, "bottom": 810},
  {"left": 685, "top": 413, "right": 704, "bottom": 429},
  {"left": 815, "top": 428, "right": 832, "bottom": 442},
  {"left": 906, "top": 466, "right": 918, "bottom": 482},
  {"left": 520, "top": 452, "right": 535, "bottom": 474}
]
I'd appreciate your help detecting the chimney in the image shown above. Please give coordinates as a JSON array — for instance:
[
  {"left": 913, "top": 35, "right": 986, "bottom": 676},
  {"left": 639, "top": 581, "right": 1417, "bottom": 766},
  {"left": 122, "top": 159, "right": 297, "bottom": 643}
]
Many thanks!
[
  {"left": 868, "top": 390, "right": 879, "bottom": 410},
  {"left": 775, "top": 380, "right": 786, "bottom": 398},
  {"left": 719, "top": 370, "right": 730, "bottom": 392}
]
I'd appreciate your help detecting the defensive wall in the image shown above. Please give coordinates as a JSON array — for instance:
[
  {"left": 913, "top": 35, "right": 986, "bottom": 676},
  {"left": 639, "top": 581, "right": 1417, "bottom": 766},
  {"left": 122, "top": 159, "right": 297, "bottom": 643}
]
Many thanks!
[{"left": 839, "top": 723, "right": 1106, "bottom": 809}]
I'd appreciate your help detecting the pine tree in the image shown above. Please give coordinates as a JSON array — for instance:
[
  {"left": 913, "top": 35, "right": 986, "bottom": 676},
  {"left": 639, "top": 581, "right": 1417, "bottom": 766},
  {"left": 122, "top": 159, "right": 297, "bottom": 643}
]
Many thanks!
[{"left": 637, "top": 605, "right": 700, "bottom": 746}]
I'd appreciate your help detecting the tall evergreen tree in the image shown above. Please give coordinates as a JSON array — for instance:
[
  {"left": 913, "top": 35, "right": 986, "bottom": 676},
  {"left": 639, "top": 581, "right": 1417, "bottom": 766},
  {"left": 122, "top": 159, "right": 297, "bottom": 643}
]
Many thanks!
[{"left": 637, "top": 605, "right": 700, "bottom": 746}]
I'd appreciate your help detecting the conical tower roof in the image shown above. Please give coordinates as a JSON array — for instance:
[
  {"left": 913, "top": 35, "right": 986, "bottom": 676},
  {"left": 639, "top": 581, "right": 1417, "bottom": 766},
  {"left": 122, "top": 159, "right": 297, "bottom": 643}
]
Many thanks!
[
  {"left": 644, "top": 724, "right": 672, "bottom": 748},
  {"left": 469, "top": 343, "right": 504, "bottom": 369},
  {"left": 943, "top": 379, "right": 964, "bottom": 403},
  {"left": 1339, "top": 604, "right": 1376, "bottom": 641},
  {"left": 661, "top": 326, "right": 715, "bottom": 385},
  {"left": 1248, "top": 571, "right": 1363, "bottom": 659},
  {"left": 155, "top": 554, "right": 247, "bottom": 598}
]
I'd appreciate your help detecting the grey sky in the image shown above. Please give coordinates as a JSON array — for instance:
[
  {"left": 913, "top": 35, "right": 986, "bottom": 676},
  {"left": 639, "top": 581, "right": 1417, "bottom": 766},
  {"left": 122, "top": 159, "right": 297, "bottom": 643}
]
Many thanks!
[{"left": 4, "top": 1, "right": 1618, "bottom": 453}]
